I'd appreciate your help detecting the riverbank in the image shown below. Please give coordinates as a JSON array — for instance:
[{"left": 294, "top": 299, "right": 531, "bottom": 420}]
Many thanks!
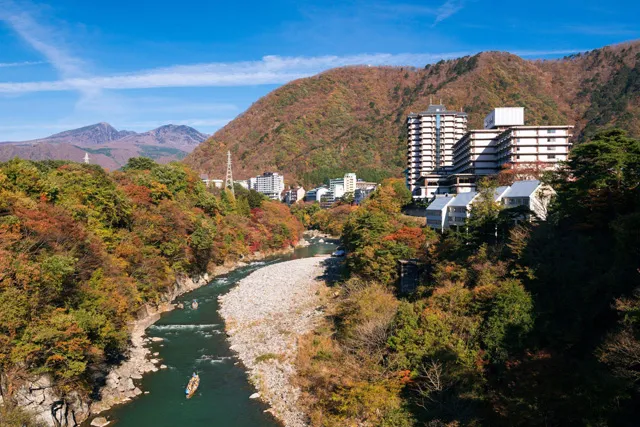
[
  {"left": 86, "top": 243, "right": 305, "bottom": 422},
  {"left": 219, "top": 256, "right": 332, "bottom": 427}
]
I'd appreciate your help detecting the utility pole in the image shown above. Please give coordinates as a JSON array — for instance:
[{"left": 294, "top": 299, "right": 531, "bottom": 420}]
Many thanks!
[{"left": 225, "top": 150, "right": 234, "bottom": 196}]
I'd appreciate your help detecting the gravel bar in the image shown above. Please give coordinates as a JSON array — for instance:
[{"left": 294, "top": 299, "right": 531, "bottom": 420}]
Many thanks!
[{"left": 219, "top": 256, "right": 330, "bottom": 427}]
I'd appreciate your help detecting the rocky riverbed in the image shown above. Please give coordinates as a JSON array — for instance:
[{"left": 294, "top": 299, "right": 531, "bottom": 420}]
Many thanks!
[{"left": 219, "top": 256, "right": 331, "bottom": 427}]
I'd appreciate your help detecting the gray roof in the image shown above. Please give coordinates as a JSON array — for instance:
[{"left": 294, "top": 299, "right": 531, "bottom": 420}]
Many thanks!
[
  {"left": 426, "top": 195, "right": 455, "bottom": 211},
  {"left": 493, "top": 186, "right": 510, "bottom": 201},
  {"left": 503, "top": 180, "right": 541, "bottom": 198},
  {"left": 449, "top": 191, "right": 478, "bottom": 207}
]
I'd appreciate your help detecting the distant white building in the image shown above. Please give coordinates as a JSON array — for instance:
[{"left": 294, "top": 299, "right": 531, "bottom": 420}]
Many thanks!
[
  {"left": 284, "top": 187, "right": 305, "bottom": 204},
  {"left": 254, "top": 172, "right": 285, "bottom": 201},
  {"left": 344, "top": 173, "right": 357, "bottom": 194},
  {"left": 306, "top": 187, "right": 329, "bottom": 202}
]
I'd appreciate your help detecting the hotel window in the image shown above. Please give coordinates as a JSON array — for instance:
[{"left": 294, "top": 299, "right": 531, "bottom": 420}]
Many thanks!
[
  {"left": 516, "top": 155, "right": 521, "bottom": 159},
  {"left": 547, "top": 129, "right": 556, "bottom": 134},
  {"left": 548, "top": 154, "right": 556, "bottom": 159},
  {"left": 547, "top": 146, "right": 556, "bottom": 150},
  {"left": 547, "top": 138, "right": 556, "bottom": 142}
]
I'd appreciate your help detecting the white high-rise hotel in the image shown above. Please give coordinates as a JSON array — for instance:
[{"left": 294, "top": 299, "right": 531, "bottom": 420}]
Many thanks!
[
  {"left": 408, "top": 105, "right": 573, "bottom": 198},
  {"left": 407, "top": 105, "right": 468, "bottom": 195}
]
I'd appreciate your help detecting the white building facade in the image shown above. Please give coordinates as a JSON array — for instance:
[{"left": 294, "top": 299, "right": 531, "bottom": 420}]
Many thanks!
[
  {"left": 254, "top": 172, "right": 285, "bottom": 200},
  {"left": 407, "top": 104, "right": 468, "bottom": 196},
  {"left": 344, "top": 173, "right": 357, "bottom": 194}
]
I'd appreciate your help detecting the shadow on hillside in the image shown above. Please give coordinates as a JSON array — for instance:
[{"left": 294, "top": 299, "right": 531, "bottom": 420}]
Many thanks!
[{"left": 315, "top": 256, "right": 346, "bottom": 287}]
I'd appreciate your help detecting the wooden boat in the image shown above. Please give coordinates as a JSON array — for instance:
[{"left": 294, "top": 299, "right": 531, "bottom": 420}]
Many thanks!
[{"left": 185, "top": 373, "right": 199, "bottom": 399}]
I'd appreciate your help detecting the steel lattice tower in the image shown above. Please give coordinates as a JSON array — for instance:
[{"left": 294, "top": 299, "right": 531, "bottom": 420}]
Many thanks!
[{"left": 225, "top": 150, "right": 234, "bottom": 196}]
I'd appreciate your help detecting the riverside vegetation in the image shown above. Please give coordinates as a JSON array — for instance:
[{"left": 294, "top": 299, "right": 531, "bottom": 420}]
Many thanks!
[
  {"left": 0, "top": 157, "right": 303, "bottom": 425},
  {"left": 293, "top": 129, "right": 640, "bottom": 426}
]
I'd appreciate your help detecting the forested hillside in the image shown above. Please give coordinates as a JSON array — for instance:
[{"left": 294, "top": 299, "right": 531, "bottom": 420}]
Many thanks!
[
  {"left": 0, "top": 158, "right": 302, "bottom": 420},
  {"left": 186, "top": 40, "right": 640, "bottom": 187},
  {"left": 294, "top": 129, "right": 640, "bottom": 426}
]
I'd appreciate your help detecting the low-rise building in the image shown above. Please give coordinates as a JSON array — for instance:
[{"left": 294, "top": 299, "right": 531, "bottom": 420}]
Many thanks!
[
  {"left": 447, "top": 192, "right": 478, "bottom": 228},
  {"left": 425, "top": 181, "right": 551, "bottom": 231},
  {"left": 284, "top": 187, "right": 305, "bottom": 204},
  {"left": 426, "top": 195, "right": 455, "bottom": 231},
  {"left": 305, "top": 186, "right": 329, "bottom": 203},
  {"left": 502, "top": 180, "right": 554, "bottom": 221}
]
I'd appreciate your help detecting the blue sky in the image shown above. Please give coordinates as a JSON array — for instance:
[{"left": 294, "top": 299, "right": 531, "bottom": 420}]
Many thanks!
[{"left": 0, "top": 0, "right": 638, "bottom": 141}]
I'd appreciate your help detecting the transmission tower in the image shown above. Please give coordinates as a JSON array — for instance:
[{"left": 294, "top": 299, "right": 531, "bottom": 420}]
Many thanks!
[{"left": 225, "top": 150, "right": 234, "bottom": 196}]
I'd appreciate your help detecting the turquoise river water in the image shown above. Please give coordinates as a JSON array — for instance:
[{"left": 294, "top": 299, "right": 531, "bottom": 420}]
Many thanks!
[{"left": 96, "top": 238, "right": 336, "bottom": 426}]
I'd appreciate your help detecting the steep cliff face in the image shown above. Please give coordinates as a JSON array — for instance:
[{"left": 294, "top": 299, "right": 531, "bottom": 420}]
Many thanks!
[{"left": 185, "top": 41, "right": 640, "bottom": 187}]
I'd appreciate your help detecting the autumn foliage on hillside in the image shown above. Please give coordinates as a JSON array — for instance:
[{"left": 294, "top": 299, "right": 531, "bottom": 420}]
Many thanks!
[
  {"left": 0, "top": 158, "right": 302, "bottom": 402},
  {"left": 296, "top": 130, "right": 640, "bottom": 426},
  {"left": 186, "top": 41, "right": 640, "bottom": 187}
]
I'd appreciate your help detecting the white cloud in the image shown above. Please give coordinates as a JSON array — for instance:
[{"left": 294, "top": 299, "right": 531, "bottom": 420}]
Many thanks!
[
  {"left": 0, "top": 1, "right": 87, "bottom": 79},
  {"left": 433, "top": 0, "right": 466, "bottom": 26},
  {"left": 0, "top": 60, "right": 44, "bottom": 68},
  {"left": 0, "top": 48, "right": 592, "bottom": 94},
  {"left": 0, "top": 52, "right": 471, "bottom": 93}
]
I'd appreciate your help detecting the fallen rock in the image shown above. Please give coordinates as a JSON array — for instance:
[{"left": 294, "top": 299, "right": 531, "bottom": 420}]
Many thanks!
[
  {"left": 160, "top": 364, "right": 168, "bottom": 369},
  {"left": 250, "top": 392, "right": 261, "bottom": 399},
  {"left": 150, "top": 337, "right": 164, "bottom": 342}
]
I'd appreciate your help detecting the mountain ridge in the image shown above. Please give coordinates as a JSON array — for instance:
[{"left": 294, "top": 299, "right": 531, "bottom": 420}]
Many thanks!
[
  {"left": 0, "top": 122, "right": 209, "bottom": 169},
  {"left": 184, "top": 40, "right": 640, "bottom": 187}
]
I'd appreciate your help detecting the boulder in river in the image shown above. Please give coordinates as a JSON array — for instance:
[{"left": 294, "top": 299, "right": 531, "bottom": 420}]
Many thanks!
[
  {"left": 91, "top": 417, "right": 110, "bottom": 426},
  {"left": 250, "top": 392, "right": 261, "bottom": 399}
]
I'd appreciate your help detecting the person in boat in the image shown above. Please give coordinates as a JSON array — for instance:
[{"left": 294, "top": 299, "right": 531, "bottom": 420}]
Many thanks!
[{"left": 185, "top": 372, "right": 200, "bottom": 398}]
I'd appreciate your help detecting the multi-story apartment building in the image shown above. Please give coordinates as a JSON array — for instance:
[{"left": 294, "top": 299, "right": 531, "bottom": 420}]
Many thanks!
[
  {"left": 451, "top": 108, "right": 572, "bottom": 177},
  {"left": 451, "top": 130, "right": 502, "bottom": 175},
  {"left": 494, "top": 126, "right": 573, "bottom": 170},
  {"left": 344, "top": 173, "right": 357, "bottom": 194},
  {"left": 254, "top": 172, "right": 285, "bottom": 201},
  {"left": 407, "top": 104, "right": 468, "bottom": 195}
]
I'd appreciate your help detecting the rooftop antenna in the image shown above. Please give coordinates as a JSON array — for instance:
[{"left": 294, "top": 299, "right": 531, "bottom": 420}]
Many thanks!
[
  {"left": 83, "top": 152, "right": 90, "bottom": 164},
  {"left": 225, "top": 150, "right": 235, "bottom": 196}
]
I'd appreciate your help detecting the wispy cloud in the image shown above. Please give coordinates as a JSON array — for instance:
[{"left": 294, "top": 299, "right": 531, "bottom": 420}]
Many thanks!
[
  {"left": 0, "top": 47, "right": 592, "bottom": 94},
  {"left": 0, "top": 52, "right": 472, "bottom": 93},
  {"left": 0, "top": 60, "right": 44, "bottom": 68},
  {"left": 433, "top": 0, "right": 466, "bottom": 26},
  {"left": 0, "top": 1, "right": 87, "bottom": 79}
]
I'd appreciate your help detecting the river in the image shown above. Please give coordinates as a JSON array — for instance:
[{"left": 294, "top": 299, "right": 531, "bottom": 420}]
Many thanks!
[{"left": 99, "top": 237, "right": 337, "bottom": 426}]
